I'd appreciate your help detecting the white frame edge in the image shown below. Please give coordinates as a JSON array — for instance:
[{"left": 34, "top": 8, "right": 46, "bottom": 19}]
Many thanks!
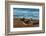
[{"left": 10, "top": 5, "right": 42, "bottom": 32}]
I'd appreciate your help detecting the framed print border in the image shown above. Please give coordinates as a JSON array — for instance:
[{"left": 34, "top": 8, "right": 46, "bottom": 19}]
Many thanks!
[{"left": 5, "top": 1, "right": 45, "bottom": 36}]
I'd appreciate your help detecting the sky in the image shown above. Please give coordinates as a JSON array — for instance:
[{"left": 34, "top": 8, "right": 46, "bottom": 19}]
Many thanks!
[{"left": 13, "top": 8, "right": 39, "bottom": 19}]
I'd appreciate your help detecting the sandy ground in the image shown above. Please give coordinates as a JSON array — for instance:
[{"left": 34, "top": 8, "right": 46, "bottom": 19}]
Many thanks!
[{"left": 13, "top": 18, "right": 39, "bottom": 28}]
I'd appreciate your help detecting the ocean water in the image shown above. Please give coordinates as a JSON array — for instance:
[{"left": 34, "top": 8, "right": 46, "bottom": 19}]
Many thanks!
[{"left": 13, "top": 8, "right": 39, "bottom": 19}]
